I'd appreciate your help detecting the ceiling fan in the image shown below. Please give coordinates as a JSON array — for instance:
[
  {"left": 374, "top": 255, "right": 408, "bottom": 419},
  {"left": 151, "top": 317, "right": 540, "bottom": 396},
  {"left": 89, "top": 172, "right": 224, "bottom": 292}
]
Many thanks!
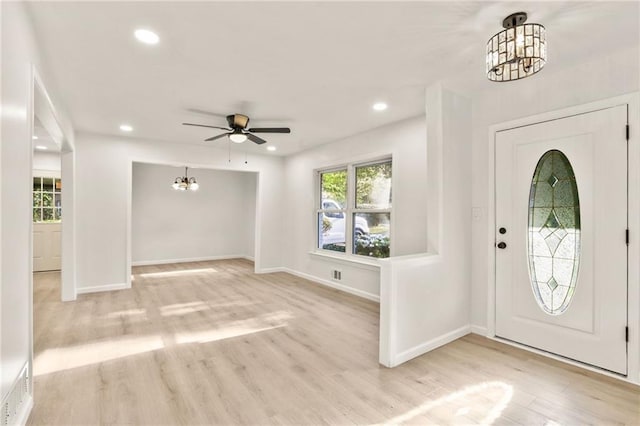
[{"left": 182, "top": 114, "right": 290, "bottom": 145}]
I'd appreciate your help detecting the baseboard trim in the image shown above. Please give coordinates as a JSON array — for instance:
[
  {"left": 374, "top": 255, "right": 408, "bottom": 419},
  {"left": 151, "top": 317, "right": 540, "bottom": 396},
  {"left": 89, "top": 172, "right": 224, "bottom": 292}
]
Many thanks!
[
  {"left": 392, "top": 325, "right": 471, "bottom": 366},
  {"left": 470, "top": 325, "right": 488, "bottom": 336},
  {"left": 256, "top": 267, "right": 286, "bottom": 274},
  {"left": 271, "top": 267, "right": 380, "bottom": 303},
  {"left": 15, "top": 394, "right": 33, "bottom": 426},
  {"left": 132, "top": 255, "right": 252, "bottom": 266},
  {"left": 76, "top": 282, "right": 128, "bottom": 295}
]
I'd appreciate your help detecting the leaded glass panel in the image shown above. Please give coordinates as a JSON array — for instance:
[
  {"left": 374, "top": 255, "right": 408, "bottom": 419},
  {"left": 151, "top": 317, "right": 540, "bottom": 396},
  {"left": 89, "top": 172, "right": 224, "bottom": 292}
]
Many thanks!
[{"left": 527, "top": 150, "right": 581, "bottom": 315}]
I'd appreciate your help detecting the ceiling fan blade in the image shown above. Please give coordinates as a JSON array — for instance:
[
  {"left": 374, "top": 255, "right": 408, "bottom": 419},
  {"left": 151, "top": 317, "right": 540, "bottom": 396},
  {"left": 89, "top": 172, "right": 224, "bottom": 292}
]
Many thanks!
[
  {"left": 185, "top": 108, "right": 227, "bottom": 119},
  {"left": 247, "top": 127, "right": 291, "bottom": 134},
  {"left": 183, "top": 123, "right": 230, "bottom": 131},
  {"left": 205, "top": 133, "right": 229, "bottom": 142},
  {"left": 247, "top": 133, "right": 267, "bottom": 145}
]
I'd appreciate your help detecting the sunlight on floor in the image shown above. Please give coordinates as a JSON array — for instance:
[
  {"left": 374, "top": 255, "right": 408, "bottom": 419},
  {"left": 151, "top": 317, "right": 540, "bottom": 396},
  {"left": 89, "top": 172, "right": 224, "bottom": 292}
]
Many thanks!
[
  {"left": 139, "top": 267, "right": 217, "bottom": 278},
  {"left": 174, "top": 310, "right": 293, "bottom": 344},
  {"left": 35, "top": 310, "right": 294, "bottom": 376},
  {"left": 34, "top": 334, "right": 165, "bottom": 376},
  {"left": 105, "top": 308, "right": 146, "bottom": 318},
  {"left": 160, "top": 301, "right": 210, "bottom": 316},
  {"left": 383, "top": 381, "right": 513, "bottom": 425},
  {"left": 175, "top": 324, "right": 286, "bottom": 344}
]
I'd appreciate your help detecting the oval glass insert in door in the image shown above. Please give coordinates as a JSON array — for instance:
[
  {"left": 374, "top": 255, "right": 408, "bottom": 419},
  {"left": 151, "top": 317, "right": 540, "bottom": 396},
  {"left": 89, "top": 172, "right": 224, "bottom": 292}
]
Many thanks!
[{"left": 527, "top": 150, "right": 581, "bottom": 315}]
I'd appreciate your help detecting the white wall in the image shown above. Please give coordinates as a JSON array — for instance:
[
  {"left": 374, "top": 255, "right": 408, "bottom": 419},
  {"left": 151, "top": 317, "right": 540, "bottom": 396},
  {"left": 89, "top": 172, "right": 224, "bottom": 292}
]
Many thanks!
[
  {"left": 32, "top": 151, "right": 60, "bottom": 174},
  {"left": 380, "top": 85, "right": 472, "bottom": 366},
  {"left": 74, "top": 133, "right": 284, "bottom": 292},
  {"left": 0, "top": 0, "right": 74, "bottom": 408},
  {"left": 470, "top": 45, "right": 640, "bottom": 330},
  {"left": 282, "top": 116, "right": 428, "bottom": 299},
  {"left": 132, "top": 163, "right": 256, "bottom": 264}
]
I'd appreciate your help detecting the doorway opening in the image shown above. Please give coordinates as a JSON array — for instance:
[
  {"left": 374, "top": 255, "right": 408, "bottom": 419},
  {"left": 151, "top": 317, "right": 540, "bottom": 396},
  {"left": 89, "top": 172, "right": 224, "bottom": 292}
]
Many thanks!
[
  {"left": 129, "top": 162, "right": 258, "bottom": 276},
  {"left": 31, "top": 70, "right": 75, "bottom": 302},
  {"left": 32, "top": 116, "right": 62, "bottom": 273}
]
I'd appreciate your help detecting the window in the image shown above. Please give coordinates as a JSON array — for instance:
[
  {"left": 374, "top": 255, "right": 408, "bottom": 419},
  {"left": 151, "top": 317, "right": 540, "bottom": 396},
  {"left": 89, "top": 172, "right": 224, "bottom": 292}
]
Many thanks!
[
  {"left": 33, "top": 176, "right": 62, "bottom": 223},
  {"left": 317, "top": 159, "right": 392, "bottom": 259}
]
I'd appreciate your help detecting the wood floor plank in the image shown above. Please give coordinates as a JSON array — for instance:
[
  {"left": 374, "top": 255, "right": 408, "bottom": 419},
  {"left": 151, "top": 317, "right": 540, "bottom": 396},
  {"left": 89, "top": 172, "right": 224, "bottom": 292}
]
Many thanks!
[{"left": 29, "top": 260, "right": 639, "bottom": 425}]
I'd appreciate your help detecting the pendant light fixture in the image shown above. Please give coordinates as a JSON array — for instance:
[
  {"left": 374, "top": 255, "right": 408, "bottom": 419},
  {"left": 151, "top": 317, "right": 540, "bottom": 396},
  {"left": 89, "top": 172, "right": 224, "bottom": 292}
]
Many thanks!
[
  {"left": 172, "top": 167, "right": 199, "bottom": 191},
  {"left": 486, "top": 12, "right": 546, "bottom": 82}
]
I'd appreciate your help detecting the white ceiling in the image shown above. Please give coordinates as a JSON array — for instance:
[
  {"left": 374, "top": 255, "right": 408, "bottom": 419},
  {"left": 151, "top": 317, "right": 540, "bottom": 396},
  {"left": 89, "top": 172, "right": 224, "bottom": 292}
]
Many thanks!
[{"left": 27, "top": 1, "right": 639, "bottom": 156}]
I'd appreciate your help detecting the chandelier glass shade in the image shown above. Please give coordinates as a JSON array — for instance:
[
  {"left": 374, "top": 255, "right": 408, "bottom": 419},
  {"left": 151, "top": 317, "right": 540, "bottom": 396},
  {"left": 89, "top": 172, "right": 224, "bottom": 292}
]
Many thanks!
[
  {"left": 486, "top": 12, "right": 546, "bottom": 82},
  {"left": 172, "top": 167, "right": 199, "bottom": 191}
]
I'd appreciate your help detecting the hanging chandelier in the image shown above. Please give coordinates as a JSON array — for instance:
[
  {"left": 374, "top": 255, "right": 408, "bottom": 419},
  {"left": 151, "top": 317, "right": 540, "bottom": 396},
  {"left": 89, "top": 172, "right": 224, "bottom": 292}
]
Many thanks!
[
  {"left": 486, "top": 12, "right": 546, "bottom": 82},
  {"left": 172, "top": 167, "right": 199, "bottom": 191}
]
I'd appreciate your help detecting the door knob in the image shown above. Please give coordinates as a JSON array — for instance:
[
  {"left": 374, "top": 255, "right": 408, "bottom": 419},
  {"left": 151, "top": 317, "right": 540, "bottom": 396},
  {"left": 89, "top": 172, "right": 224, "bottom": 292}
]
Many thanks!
[{"left": 497, "top": 242, "right": 507, "bottom": 249}]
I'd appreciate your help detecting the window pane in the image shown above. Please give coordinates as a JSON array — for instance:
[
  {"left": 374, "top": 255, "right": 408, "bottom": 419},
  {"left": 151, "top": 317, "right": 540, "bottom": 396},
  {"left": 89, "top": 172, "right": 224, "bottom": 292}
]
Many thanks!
[
  {"left": 355, "top": 161, "right": 392, "bottom": 209},
  {"left": 353, "top": 213, "right": 390, "bottom": 258},
  {"left": 54, "top": 179, "right": 62, "bottom": 192},
  {"left": 42, "top": 177, "right": 54, "bottom": 192},
  {"left": 320, "top": 169, "right": 347, "bottom": 208},
  {"left": 42, "top": 208, "right": 55, "bottom": 222},
  {"left": 318, "top": 213, "right": 345, "bottom": 253},
  {"left": 33, "top": 192, "right": 42, "bottom": 208},
  {"left": 42, "top": 192, "right": 54, "bottom": 207},
  {"left": 33, "top": 208, "right": 42, "bottom": 223},
  {"left": 54, "top": 207, "right": 62, "bottom": 221},
  {"left": 33, "top": 177, "right": 42, "bottom": 192},
  {"left": 54, "top": 193, "right": 62, "bottom": 209}
]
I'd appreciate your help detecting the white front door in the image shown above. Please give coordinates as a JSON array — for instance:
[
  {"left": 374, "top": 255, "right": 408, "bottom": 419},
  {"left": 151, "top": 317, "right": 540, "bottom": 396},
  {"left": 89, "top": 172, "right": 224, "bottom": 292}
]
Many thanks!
[
  {"left": 495, "top": 105, "right": 628, "bottom": 375},
  {"left": 33, "top": 222, "right": 62, "bottom": 272}
]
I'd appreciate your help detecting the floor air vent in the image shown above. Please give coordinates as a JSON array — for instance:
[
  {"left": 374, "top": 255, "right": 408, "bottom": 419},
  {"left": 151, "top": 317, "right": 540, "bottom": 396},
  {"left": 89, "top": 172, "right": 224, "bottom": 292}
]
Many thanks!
[{"left": 1, "top": 363, "right": 30, "bottom": 426}]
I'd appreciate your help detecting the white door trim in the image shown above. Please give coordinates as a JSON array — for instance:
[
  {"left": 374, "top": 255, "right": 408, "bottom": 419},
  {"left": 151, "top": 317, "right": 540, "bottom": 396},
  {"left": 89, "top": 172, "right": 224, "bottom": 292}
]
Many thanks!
[
  {"left": 32, "top": 67, "right": 76, "bottom": 302},
  {"left": 486, "top": 92, "right": 640, "bottom": 384}
]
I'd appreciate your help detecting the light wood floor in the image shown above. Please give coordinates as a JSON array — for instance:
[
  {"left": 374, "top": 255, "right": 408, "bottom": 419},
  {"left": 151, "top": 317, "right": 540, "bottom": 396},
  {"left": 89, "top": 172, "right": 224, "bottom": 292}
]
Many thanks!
[{"left": 29, "top": 259, "right": 639, "bottom": 425}]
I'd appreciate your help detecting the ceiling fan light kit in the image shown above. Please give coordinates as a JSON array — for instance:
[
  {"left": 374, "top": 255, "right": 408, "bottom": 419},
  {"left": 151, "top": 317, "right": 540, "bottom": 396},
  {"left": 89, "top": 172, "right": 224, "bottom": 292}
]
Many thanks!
[
  {"left": 183, "top": 113, "right": 291, "bottom": 146},
  {"left": 486, "top": 12, "right": 546, "bottom": 82},
  {"left": 172, "top": 167, "right": 199, "bottom": 191},
  {"left": 229, "top": 130, "right": 248, "bottom": 144}
]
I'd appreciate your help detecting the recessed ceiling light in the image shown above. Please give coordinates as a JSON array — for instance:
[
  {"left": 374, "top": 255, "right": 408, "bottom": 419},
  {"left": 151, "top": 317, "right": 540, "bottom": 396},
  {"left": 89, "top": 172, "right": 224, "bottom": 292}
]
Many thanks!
[
  {"left": 134, "top": 29, "right": 159, "bottom": 45},
  {"left": 372, "top": 102, "right": 388, "bottom": 111},
  {"left": 119, "top": 124, "right": 133, "bottom": 132},
  {"left": 32, "top": 135, "right": 38, "bottom": 140},
  {"left": 35, "top": 145, "right": 47, "bottom": 150},
  {"left": 267, "top": 146, "right": 277, "bottom": 152}
]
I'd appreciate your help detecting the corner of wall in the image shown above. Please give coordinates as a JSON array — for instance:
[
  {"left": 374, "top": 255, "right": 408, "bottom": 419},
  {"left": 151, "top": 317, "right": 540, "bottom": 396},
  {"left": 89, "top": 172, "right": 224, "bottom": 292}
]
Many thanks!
[{"left": 379, "top": 82, "right": 473, "bottom": 367}]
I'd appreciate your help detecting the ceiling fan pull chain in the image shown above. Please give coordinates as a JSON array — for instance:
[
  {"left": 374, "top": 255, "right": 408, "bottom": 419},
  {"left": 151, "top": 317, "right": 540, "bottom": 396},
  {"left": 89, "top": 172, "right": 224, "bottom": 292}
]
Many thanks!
[{"left": 228, "top": 140, "right": 231, "bottom": 163}]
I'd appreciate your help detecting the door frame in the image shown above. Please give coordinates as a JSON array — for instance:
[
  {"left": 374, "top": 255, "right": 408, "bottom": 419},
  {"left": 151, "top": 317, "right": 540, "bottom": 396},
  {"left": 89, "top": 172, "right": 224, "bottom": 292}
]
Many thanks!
[
  {"left": 32, "top": 67, "right": 76, "bottom": 301},
  {"left": 486, "top": 92, "right": 640, "bottom": 384},
  {"left": 28, "top": 65, "right": 76, "bottom": 412}
]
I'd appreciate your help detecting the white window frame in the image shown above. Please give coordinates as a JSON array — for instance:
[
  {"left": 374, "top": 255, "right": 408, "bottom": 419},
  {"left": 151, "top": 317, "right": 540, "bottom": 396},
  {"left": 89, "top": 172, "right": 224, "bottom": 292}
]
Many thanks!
[
  {"left": 32, "top": 174, "right": 62, "bottom": 223},
  {"left": 316, "top": 157, "right": 392, "bottom": 260}
]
